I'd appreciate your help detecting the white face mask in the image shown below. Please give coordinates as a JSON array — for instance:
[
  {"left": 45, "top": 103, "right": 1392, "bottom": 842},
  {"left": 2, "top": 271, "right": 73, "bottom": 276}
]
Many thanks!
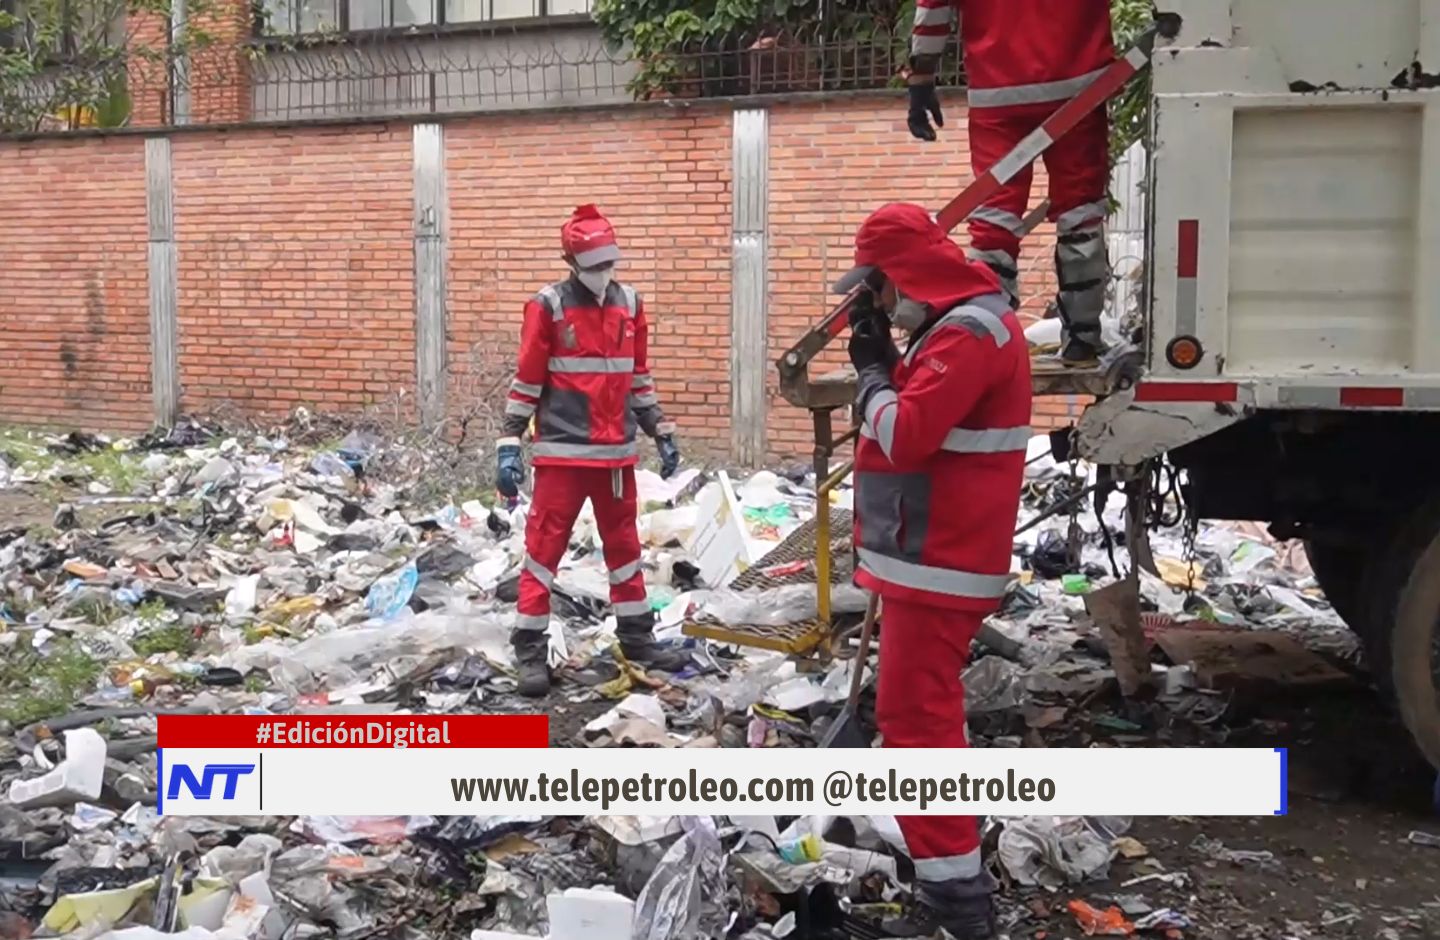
[
  {"left": 576, "top": 267, "right": 614, "bottom": 300},
  {"left": 890, "top": 295, "right": 929, "bottom": 333}
]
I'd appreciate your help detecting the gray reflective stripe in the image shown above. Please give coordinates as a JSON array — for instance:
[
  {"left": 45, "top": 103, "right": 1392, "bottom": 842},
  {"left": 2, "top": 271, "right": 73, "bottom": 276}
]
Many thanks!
[
  {"left": 969, "top": 206, "right": 1026, "bottom": 236},
  {"left": 537, "top": 286, "right": 564, "bottom": 321},
  {"left": 906, "top": 294, "right": 1013, "bottom": 365},
  {"left": 620, "top": 284, "right": 638, "bottom": 318},
  {"left": 532, "top": 441, "right": 638, "bottom": 460},
  {"left": 912, "top": 32, "right": 948, "bottom": 55},
  {"left": 505, "top": 399, "right": 536, "bottom": 418},
  {"left": 511, "top": 379, "right": 543, "bottom": 398},
  {"left": 629, "top": 391, "right": 659, "bottom": 409},
  {"left": 632, "top": 374, "right": 655, "bottom": 390},
  {"left": 913, "top": 850, "right": 982, "bottom": 881},
  {"left": 863, "top": 388, "right": 899, "bottom": 461},
  {"left": 857, "top": 547, "right": 1012, "bottom": 599},
  {"left": 548, "top": 357, "right": 635, "bottom": 374},
  {"left": 861, "top": 424, "right": 1031, "bottom": 456},
  {"left": 609, "top": 558, "right": 642, "bottom": 585},
  {"left": 515, "top": 612, "right": 549, "bottom": 632},
  {"left": 1055, "top": 200, "right": 1108, "bottom": 233},
  {"left": 614, "top": 599, "right": 652, "bottom": 617},
  {"left": 967, "top": 247, "right": 1017, "bottom": 273},
  {"left": 967, "top": 66, "right": 1107, "bottom": 108},
  {"left": 940, "top": 426, "right": 1031, "bottom": 454},
  {"left": 913, "top": 3, "right": 949, "bottom": 26},
  {"left": 523, "top": 555, "right": 555, "bottom": 590},
  {"left": 1058, "top": 233, "right": 1109, "bottom": 285}
]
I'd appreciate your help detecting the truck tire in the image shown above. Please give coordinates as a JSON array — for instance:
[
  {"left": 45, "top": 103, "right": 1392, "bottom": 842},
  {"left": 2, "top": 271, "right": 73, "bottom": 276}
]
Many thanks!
[
  {"left": 1303, "top": 540, "right": 1369, "bottom": 634},
  {"left": 1390, "top": 533, "right": 1440, "bottom": 770}
]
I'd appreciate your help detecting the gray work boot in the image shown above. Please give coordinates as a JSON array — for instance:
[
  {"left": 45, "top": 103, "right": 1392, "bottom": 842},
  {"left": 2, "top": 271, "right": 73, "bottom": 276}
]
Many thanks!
[
  {"left": 616, "top": 614, "right": 692, "bottom": 673},
  {"left": 512, "top": 628, "right": 551, "bottom": 698},
  {"left": 1060, "top": 331, "right": 1103, "bottom": 368},
  {"left": 881, "top": 871, "right": 998, "bottom": 939}
]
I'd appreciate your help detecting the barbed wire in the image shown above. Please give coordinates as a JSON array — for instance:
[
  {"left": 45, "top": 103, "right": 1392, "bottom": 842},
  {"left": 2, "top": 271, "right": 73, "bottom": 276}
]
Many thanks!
[{"left": 3, "top": 19, "right": 957, "bottom": 131}]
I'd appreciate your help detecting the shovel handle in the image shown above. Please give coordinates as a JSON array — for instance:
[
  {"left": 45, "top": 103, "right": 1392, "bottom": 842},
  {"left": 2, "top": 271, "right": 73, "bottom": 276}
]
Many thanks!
[{"left": 847, "top": 592, "right": 880, "bottom": 708}]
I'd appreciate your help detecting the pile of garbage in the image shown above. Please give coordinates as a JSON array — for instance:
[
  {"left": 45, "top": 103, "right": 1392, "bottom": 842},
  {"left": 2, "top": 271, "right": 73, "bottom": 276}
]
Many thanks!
[{"left": 0, "top": 418, "right": 1388, "bottom": 940}]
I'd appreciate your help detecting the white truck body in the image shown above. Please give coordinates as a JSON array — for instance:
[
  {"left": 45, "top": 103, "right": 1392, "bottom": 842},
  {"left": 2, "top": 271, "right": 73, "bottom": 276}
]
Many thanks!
[{"left": 1081, "top": 0, "right": 1440, "bottom": 463}]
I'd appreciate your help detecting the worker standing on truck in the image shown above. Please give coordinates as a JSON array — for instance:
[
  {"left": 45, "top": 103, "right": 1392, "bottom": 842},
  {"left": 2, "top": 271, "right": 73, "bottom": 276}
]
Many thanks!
[
  {"left": 495, "top": 204, "right": 691, "bottom": 697},
  {"left": 838, "top": 202, "right": 1032, "bottom": 939},
  {"left": 906, "top": 0, "right": 1115, "bottom": 367}
]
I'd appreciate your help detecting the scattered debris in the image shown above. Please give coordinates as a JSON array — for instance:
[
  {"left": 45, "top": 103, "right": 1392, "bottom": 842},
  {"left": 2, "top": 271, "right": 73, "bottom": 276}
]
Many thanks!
[{"left": 0, "top": 420, "right": 1432, "bottom": 938}]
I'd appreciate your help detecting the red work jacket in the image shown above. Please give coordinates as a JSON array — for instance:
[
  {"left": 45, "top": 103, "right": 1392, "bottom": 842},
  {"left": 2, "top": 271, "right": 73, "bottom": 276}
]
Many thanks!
[
  {"left": 912, "top": 0, "right": 1115, "bottom": 112},
  {"left": 503, "top": 277, "right": 671, "bottom": 468},
  {"left": 853, "top": 292, "right": 1032, "bottom": 613}
]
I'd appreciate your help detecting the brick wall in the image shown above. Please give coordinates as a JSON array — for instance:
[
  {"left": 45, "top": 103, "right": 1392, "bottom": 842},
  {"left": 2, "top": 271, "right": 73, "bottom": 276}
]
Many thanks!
[
  {"left": 445, "top": 110, "right": 736, "bottom": 456},
  {"left": 0, "top": 94, "right": 1082, "bottom": 458},
  {"left": 0, "top": 136, "right": 153, "bottom": 432},
  {"left": 172, "top": 125, "right": 414, "bottom": 416}
]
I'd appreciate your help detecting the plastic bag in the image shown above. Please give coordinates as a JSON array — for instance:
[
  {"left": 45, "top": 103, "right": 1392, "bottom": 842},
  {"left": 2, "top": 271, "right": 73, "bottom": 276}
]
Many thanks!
[
  {"left": 365, "top": 561, "right": 418, "bottom": 620},
  {"left": 996, "top": 816, "right": 1132, "bottom": 888},
  {"left": 633, "top": 816, "right": 728, "bottom": 940}
]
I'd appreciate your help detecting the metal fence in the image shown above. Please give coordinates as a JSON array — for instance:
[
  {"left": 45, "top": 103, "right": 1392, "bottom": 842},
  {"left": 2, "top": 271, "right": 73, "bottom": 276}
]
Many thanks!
[{"left": 2, "top": 19, "right": 957, "bottom": 132}]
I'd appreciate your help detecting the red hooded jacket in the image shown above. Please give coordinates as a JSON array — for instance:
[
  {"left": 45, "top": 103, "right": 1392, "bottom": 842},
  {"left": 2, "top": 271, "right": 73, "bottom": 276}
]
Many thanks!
[
  {"left": 501, "top": 207, "right": 673, "bottom": 468},
  {"left": 848, "top": 204, "right": 1033, "bottom": 612}
]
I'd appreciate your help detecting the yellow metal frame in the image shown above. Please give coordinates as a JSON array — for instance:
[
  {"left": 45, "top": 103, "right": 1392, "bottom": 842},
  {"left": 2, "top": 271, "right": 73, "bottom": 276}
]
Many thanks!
[{"left": 678, "top": 410, "right": 858, "bottom": 658}]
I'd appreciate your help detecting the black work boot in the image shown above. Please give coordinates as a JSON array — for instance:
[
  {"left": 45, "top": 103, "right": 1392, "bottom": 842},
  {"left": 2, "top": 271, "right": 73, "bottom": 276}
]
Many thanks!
[
  {"left": 1060, "top": 332, "right": 1102, "bottom": 367},
  {"left": 616, "top": 614, "right": 692, "bottom": 673},
  {"left": 511, "top": 629, "right": 551, "bottom": 698},
  {"left": 881, "top": 872, "right": 998, "bottom": 940}
]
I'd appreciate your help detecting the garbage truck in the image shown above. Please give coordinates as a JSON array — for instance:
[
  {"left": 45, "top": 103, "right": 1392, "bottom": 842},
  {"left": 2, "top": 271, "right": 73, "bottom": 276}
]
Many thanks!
[{"left": 1070, "top": 0, "right": 1440, "bottom": 769}]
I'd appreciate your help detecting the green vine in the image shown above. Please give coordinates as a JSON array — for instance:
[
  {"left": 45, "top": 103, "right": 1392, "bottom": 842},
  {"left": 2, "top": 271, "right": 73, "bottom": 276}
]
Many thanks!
[{"left": 1109, "top": 0, "right": 1155, "bottom": 162}]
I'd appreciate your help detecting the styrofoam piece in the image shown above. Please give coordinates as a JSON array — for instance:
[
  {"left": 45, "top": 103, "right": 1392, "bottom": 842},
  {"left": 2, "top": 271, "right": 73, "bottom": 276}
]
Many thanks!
[
  {"left": 471, "top": 930, "right": 543, "bottom": 940},
  {"left": 546, "top": 887, "right": 634, "bottom": 940},
  {"left": 7, "top": 728, "right": 106, "bottom": 808}
]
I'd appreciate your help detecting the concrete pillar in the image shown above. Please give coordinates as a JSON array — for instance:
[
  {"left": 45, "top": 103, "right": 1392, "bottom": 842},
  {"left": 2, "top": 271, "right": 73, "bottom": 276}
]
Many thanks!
[
  {"left": 413, "top": 122, "right": 448, "bottom": 427},
  {"left": 729, "top": 107, "right": 769, "bottom": 466},
  {"left": 145, "top": 137, "right": 180, "bottom": 426}
]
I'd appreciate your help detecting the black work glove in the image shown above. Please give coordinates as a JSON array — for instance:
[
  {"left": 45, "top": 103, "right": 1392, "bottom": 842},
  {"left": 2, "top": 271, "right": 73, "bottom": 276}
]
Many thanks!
[
  {"left": 907, "top": 79, "right": 944, "bottom": 142},
  {"left": 848, "top": 315, "right": 893, "bottom": 374},
  {"left": 847, "top": 288, "right": 883, "bottom": 328}
]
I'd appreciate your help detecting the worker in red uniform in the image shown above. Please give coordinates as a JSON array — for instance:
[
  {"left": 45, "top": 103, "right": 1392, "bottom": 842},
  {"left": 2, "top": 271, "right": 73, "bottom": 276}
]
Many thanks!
[
  {"left": 906, "top": 0, "right": 1115, "bottom": 367},
  {"left": 496, "top": 205, "right": 691, "bottom": 697},
  {"left": 836, "top": 203, "right": 1031, "bottom": 939}
]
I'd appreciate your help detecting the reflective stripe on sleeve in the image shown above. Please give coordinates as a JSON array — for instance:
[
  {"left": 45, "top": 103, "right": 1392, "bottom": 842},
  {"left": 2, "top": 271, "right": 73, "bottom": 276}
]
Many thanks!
[
  {"left": 511, "top": 379, "right": 543, "bottom": 398},
  {"left": 505, "top": 399, "right": 536, "bottom": 418},
  {"left": 863, "top": 388, "right": 899, "bottom": 461},
  {"left": 629, "top": 391, "right": 659, "bottom": 409}
]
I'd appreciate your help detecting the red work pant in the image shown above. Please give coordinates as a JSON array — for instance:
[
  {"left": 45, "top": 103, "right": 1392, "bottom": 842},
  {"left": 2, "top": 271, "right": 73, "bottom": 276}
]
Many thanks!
[
  {"left": 873, "top": 597, "right": 985, "bottom": 883},
  {"left": 967, "top": 104, "right": 1110, "bottom": 333},
  {"left": 515, "top": 465, "right": 651, "bottom": 642}
]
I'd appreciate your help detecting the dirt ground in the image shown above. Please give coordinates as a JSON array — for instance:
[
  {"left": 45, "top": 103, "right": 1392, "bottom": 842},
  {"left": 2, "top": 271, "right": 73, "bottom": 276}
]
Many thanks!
[{"left": 1015, "top": 687, "right": 1440, "bottom": 939}]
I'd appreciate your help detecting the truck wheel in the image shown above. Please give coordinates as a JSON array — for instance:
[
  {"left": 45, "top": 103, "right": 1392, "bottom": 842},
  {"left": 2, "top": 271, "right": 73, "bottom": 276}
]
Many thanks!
[
  {"left": 1390, "top": 533, "right": 1440, "bottom": 770},
  {"left": 1303, "top": 540, "right": 1369, "bottom": 633}
]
